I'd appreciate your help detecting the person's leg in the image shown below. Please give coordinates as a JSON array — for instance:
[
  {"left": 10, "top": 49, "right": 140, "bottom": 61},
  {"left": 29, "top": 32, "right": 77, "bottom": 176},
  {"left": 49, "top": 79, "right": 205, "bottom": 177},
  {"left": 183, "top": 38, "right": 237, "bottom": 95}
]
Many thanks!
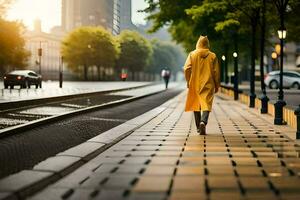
[
  {"left": 201, "top": 111, "right": 210, "bottom": 125},
  {"left": 166, "top": 78, "right": 169, "bottom": 89},
  {"left": 163, "top": 77, "right": 167, "bottom": 89},
  {"left": 194, "top": 111, "right": 201, "bottom": 132},
  {"left": 199, "top": 111, "right": 210, "bottom": 135}
]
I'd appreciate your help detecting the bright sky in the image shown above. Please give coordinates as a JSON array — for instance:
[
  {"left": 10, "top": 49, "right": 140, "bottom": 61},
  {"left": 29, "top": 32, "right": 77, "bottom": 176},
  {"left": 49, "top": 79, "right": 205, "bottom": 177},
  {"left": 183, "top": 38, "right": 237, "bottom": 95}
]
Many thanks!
[{"left": 6, "top": 0, "right": 148, "bottom": 32}]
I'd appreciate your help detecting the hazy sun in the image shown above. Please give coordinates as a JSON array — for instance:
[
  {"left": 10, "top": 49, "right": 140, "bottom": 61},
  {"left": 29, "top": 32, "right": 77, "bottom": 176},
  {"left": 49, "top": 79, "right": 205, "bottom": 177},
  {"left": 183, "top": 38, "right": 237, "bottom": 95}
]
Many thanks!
[{"left": 6, "top": 0, "right": 61, "bottom": 32}]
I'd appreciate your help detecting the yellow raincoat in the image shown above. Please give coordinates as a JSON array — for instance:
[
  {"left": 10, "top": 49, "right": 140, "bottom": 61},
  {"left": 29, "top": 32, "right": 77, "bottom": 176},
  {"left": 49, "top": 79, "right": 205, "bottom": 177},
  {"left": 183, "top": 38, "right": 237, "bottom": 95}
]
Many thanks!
[{"left": 184, "top": 36, "right": 220, "bottom": 112}]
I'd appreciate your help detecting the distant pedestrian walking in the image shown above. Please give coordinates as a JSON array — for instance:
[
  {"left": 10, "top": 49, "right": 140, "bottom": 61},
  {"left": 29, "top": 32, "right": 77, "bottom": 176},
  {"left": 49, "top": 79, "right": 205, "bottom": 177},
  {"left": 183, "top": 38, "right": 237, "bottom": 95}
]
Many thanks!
[
  {"left": 161, "top": 69, "right": 171, "bottom": 89},
  {"left": 184, "top": 36, "right": 220, "bottom": 135}
]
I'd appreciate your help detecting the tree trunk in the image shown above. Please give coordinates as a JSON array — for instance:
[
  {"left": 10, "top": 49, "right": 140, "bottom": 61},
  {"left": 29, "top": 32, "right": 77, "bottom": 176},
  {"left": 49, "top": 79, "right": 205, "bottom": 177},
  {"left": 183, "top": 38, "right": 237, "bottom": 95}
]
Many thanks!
[
  {"left": 83, "top": 65, "right": 88, "bottom": 81},
  {"left": 97, "top": 66, "right": 100, "bottom": 81}
]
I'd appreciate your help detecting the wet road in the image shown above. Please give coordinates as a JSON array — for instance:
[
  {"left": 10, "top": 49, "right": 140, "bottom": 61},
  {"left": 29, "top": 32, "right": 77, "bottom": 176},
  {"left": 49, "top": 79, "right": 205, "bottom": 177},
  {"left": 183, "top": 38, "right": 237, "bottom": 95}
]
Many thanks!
[
  {"left": 0, "top": 81, "right": 150, "bottom": 103},
  {"left": 0, "top": 86, "right": 184, "bottom": 179},
  {"left": 243, "top": 88, "right": 299, "bottom": 109}
]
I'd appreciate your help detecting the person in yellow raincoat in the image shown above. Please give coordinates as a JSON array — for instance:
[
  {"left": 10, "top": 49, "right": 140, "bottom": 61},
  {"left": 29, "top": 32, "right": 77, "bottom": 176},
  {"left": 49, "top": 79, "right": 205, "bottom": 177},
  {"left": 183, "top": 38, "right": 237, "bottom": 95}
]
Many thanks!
[{"left": 184, "top": 35, "right": 220, "bottom": 135}]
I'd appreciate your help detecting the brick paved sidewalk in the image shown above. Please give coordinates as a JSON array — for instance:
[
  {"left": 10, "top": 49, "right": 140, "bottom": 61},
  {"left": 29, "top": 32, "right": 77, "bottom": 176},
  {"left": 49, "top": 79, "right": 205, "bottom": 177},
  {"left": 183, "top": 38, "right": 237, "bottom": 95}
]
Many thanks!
[{"left": 30, "top": 92, "right": 300, "bottom": 200}]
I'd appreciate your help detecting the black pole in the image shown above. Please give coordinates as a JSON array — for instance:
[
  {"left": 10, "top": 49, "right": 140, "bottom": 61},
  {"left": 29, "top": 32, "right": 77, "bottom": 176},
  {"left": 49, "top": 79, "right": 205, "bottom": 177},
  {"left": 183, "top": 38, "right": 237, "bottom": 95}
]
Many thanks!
[
  {"left": 295, "top": 105, "right": 300, "bottom": 139},
  {"left": 221, "top": 56, "right": 224, "bottom": 83},
  {"left": 59, "top": 56, "right": 63, "bottom": 88},
  {"left": 274, "top": 0, "right": 287, "bottom": 125},
  {"left": 224, "top": 44, "right": 229, "bottom": 84},
  {"left": 259, "top": 0, "right": 269, "bottom": 114},
  {"left": 233, "top": 34, "right": 239, "bottom": 100},
  {"left": 38, "top": 41, "right": 42, "bottom": 75},
  {"left": 249, "top": 20, "right": 257, "bottom": 108}
]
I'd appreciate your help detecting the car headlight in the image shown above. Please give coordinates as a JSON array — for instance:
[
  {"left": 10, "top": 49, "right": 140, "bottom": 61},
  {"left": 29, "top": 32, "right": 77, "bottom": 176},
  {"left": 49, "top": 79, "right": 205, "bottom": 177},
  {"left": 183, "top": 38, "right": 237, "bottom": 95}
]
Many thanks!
[
  {"left": 17, "top": 76, "right": 22, "bottom": 80},
  {"left": 4, "top": 76, "right": 6, "bottom": 79}
]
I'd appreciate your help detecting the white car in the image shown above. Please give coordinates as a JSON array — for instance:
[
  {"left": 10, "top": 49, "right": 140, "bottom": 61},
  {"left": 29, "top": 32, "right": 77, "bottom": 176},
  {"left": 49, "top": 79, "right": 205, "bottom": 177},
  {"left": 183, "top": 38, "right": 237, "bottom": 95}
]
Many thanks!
[{"left": 264, "top": 71, "right": 300, "bottom": 89}]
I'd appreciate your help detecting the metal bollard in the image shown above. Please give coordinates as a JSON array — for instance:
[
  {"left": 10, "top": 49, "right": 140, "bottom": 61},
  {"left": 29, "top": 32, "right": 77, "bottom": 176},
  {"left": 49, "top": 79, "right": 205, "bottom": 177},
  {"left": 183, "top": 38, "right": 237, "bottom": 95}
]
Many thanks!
[{"left": 295, "top": 105, "right": 300, "bottom": 139}]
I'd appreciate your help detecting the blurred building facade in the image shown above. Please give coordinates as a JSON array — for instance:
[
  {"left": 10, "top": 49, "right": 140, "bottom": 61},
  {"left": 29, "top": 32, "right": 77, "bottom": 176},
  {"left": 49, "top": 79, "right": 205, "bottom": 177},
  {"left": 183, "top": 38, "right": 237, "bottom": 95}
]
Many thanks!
[
  {"left": 61, "top": 0, "right": 121, "bottom": 35},
  {"left": 25, "top": 20, "right": 64, "bottom": 80}
]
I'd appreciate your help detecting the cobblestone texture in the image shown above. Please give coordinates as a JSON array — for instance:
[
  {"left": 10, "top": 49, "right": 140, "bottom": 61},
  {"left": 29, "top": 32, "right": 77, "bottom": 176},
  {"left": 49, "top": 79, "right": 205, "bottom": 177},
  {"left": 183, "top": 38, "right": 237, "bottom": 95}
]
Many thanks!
[{"left": 29, "top": 91, "right": 300, "bottom": 200}]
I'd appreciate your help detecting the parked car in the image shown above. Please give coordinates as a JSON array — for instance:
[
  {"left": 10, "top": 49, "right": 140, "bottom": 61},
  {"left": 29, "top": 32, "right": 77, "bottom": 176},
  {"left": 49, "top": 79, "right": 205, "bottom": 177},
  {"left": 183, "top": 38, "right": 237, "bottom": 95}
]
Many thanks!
[
  {"left": 265, "top": 71, "right": 300, "bottom": 89},
  {"left": 3, "top": 70, "right": 42, "bottom": 89}
]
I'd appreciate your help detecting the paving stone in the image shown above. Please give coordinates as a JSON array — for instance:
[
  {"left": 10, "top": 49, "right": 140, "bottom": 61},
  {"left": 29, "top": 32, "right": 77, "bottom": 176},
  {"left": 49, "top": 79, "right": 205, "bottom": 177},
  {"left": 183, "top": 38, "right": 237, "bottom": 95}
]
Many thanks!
[
  {"left": 209, "top": 191, "right": 241, "bottom": 200},
  {"left": 150, "top": 157, "right": 179, "bottom": 165},
  {"left": 240, "top": 177, "right": 269, "bottom": 190},
  {"left": 144, "top": 166, "right": 175, "bottom": 175},
  {"left": 115, "top": 165, "right": 145, "bottom": 174},
  {"left": 263, "top": 167, "right": 291, "bottom": 177},
  {"left": 129, "top": 192, "right": 166, "bottom": 200},
  {"left": 270, "top": 177, "right": 300, "bottom": 191},
  {"left": 179, "top": 157, "right": 204, "bottom": 165},
  {"left": 33, "top": 156, "right": 81, "bottom": 175},
  {"left": 176, "top": 166, "right": 204, "bottom": 175},
  {"left": 169, "top": 191, "right": 207, "bottom": 200},
  {"left": 243, "top": 191, "right": 278, "bottom": 200},
  {"left": 207, "top": 177, "right": 239, "bottom": 189},
  {"left": 133, "top": 176, "right": 171, "bottom": 192},
  {"left": 172, "top": 176, "right": 205, "bottom": 191},
  {"left": 57, "top": 142, "right": 105, "bottom": 159},
  {"left": 206, "top": 157, "right": 232, "bottom": 165},
  {"left": 207, "top": 166, "right": 234, "bottom": 175},
  {"left": 88, "top": 124, "right": 137, "bottom": 144},
  {"left": 235, "top": 167, "right": 263, "bottom": 176},
  {"left": 0, "top": 170, "right": 53, "bottom": 192},
  {"left": 95, "top": 189, "right": 125, "bottom": 200},
  {"left": 52, "top": 162, "right": 100, "bottom": 188},
  {"left": 80, "top": 174, "right": 108, "bottom": 188},
  {"left": 102, "top": 175, "right": 137, "bottom": 189},
  {"left": 0, "top": 192, "right": 16, "bottom": 200},
  {"left": 29, "top": 188, "right": 69, "bottom": 200}
]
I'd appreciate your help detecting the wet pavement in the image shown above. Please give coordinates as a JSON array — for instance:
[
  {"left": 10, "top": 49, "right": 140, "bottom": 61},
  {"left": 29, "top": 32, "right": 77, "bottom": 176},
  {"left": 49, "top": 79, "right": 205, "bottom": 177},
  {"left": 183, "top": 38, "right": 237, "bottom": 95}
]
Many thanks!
[
  {"left": 0, "top": 84, "right": 184, "bottom": 179},
  {"left": 0, "top": 81, "right": 150, "bottom": 103}
]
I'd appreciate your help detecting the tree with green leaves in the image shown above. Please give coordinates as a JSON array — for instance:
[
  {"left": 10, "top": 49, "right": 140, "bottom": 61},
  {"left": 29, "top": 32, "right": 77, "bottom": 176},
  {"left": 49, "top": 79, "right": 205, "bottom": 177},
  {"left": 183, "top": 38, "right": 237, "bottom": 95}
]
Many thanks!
[
  {"left": 149, "top": 40, "right": 185, "bottom": 80},
  {"left": 61, "top": 26, "right": 119, "bottom": 81},
  {"left": 91, "top": 27, "right": 120, "bottom": 80},
  {"left": 116, "top": 30, "right": 152, "bottom": 80},
  {"left": 0, "top": 18, "right": 30, "bottom": 75}
]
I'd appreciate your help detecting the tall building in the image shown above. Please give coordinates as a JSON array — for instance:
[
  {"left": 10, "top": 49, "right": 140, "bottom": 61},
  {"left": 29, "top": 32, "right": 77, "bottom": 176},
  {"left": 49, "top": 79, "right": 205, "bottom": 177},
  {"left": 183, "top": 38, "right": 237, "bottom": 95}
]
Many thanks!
[
  {"left": 119, "top": 0, "right": 137, "bottom": 31},
  {"left": 61, "top": 0, "right": 120, "bottom": 35}
]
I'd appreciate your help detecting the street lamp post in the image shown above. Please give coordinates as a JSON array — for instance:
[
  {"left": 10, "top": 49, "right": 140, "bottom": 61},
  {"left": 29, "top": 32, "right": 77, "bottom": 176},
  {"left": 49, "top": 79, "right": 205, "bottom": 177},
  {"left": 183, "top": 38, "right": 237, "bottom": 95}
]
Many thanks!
[
  {"left": 59, "top": 56, "right": 63, "bottom": 88},
  {"left": 274, "top": 27, "right": 287, "bottom": 124},
  {"left": 233, "top": 52, "right": 239, "bottom": 100},
  {"left": 221, "top": 55, "right": 226, "bottom": 84},
  {"left": 259, "top": 0, "right": 269, "bottom": 114},
  {"left": 273, "top": 0, "right": 288, "bottom": 125},
  {"left": 38, "top": 42, "right": 42, "bottom": 75},
  {"left": 37, "top": 41, "right": 47, "bottom": 76}
]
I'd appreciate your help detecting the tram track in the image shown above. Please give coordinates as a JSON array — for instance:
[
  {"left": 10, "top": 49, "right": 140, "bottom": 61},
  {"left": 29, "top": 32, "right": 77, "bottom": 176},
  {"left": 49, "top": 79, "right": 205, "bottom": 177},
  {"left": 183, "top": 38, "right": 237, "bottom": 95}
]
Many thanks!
[{"left": 0, "top": 83, "right": 164, "bottom": 138}]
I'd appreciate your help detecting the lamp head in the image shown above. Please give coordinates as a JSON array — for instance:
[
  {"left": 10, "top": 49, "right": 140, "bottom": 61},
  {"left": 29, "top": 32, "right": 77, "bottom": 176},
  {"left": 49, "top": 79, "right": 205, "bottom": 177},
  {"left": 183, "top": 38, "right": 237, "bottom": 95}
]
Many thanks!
[{"left": 277, "top": 27, "right": 287, "bottom": 39}]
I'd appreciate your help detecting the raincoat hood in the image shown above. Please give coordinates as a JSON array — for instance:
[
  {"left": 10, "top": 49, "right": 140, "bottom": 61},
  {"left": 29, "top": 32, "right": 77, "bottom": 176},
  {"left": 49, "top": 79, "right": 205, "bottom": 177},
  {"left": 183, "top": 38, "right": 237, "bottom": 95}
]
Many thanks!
[{"left": 196, "top": 36, "right": 210, "bottom": 58}]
